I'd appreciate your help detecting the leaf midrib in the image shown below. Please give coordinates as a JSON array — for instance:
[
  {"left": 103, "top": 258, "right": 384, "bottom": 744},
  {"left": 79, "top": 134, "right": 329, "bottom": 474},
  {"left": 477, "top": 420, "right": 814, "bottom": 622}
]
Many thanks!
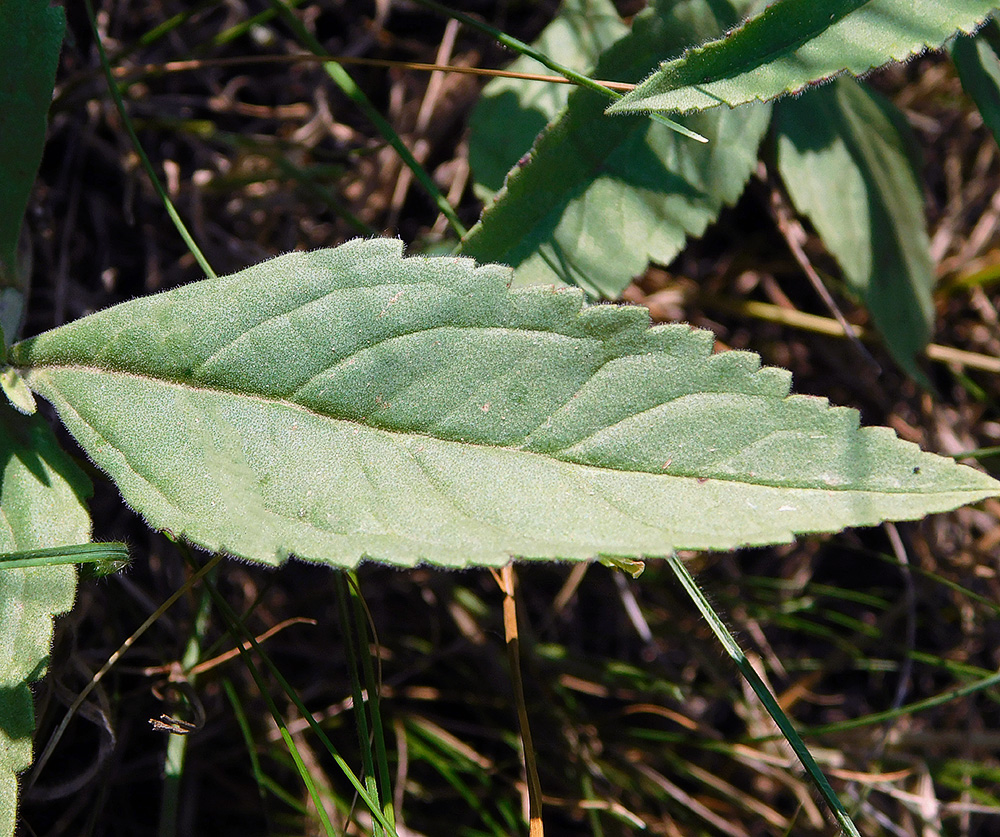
[
  {"left": 20, "top": 362, "right": 983, "bottom": 498},
  {"left": 657, "top": 0, "right": 871, "bottom": 88}
]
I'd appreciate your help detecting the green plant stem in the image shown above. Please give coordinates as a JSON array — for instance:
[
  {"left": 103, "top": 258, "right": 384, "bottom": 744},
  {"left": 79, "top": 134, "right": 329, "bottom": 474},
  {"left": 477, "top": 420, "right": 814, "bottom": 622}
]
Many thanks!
[
  {"left": 0, "top": 541, "right": 127, "bottom": 571},
  {"left": 281, "top": 728, "right": 338, "bottom": 837},
  {"left": 270, "top": 0, "right": 467, "bottom": 235},
  {"left": 663, "top": 551, "right": 862, "bottom": 837},
  {"left": 801, "top": 666, "right": 1000, "bottom": 737},
  {"left": 158, "top": 578, "right": 215, "bottom": 837},
  {"left": 222, "top": 678, "right": 270, "bottom": 811},
  {"left": 409, "top": 0, "right": 708, "bottom": 143},
  {"left": 334, "top": 573, "right": 384, "bottom": 836},
  {"left": 83, "top": 0, "right": 217, "bottom": 279},
  {"left": 348, "top": 575, "right": 396, "bottom": 831}
]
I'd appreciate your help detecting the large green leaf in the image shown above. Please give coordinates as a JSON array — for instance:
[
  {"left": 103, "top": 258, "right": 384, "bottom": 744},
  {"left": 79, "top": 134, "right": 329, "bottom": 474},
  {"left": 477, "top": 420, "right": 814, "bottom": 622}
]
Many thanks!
[
  {"left": 468, "top": 0, "right": 628, "bottom": 197},
  {"left": 775, "top": 78, "right": 934, "bottom": 381},
  {"left": 0, "top": 0, "right": 64, "bottom": 343},
  {"left": 953, "top": 19, "right": 1000, "bottom": 148},
  {"left": 460, "top": 0, "right": 771, "bottom": 298},
  {"left": 608, "top": 0, "right": 998, "bottom": 115},
  {"left": 7, "top": 240, "right": 998, "bottom": 569},
  {"left": 0, "top": 404, "right": 90, "bottom": 836}
]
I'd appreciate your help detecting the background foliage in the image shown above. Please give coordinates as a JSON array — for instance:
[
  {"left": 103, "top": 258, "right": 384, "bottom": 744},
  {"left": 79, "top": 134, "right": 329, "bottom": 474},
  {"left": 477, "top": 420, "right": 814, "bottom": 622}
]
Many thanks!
[{"left": 4, "top": 1, "right": 1000, "bottom": 836}]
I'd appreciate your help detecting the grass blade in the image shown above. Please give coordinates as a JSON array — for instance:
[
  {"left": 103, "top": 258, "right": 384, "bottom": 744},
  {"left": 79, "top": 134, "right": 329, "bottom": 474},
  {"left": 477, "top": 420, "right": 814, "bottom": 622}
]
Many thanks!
[{"left": 664, "top": 551, "right": 863, "bottom": 837}]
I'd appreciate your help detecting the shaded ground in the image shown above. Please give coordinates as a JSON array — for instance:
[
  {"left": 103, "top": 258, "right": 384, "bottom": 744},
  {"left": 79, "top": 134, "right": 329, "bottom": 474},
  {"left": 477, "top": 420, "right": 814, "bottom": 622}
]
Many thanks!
[{"left": 19, "top": 2, "right": 1000, "bottom": 835}]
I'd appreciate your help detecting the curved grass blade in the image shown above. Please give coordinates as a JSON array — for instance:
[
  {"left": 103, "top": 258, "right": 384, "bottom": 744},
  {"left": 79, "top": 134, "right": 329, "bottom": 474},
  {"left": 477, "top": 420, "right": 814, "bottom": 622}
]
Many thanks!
[
  {"left": 608, "top": 0, "right": 998, "bottom": 115},
  {"left": 468, "top": 0, "right": 629, "bottom": 197},
  {"left": 413, "top": 0, "right": 706, "bottom": 143},
  {"left": 664, "top": 551, "right": 862, "bottom": 837},
  {"left": 84, "top": 0, "right": 216, "bottom": 279},
  {"left": 9, "top": 239, "right": 999, "bottom": 570}
]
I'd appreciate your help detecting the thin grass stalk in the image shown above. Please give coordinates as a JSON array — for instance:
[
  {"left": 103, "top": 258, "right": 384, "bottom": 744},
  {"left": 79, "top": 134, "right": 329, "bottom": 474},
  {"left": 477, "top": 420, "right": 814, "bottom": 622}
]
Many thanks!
[
  {"left": 802, "top": 667, "right": 1000, "bottom": 737},
  {"left": 158, "top": 579, "right": 215, "bottom": 837},
  {"left": 205, "top": 570, "right": 334, "bottom": 835},
  {"left": 663, "top": 551, "right": 863, "bottom": 837},
  {"left": 280, "top": 728, "right": 338, "bottom": 836},
  {"left": 494, "top": 564, "right": 544, "bottom": 836},
  {"left": 26, "top": 554, "right": 224, "bottom": 793},
  {"left": 409, "top": 0, "right": 707, "bottom": 143},
  {"left": 270, "top": 0, "right": 468, "bottom": 236},
  {"left": 222, "top": 678, "right": 270, "bottom": 813},
  {"left": 83, "top": 0, "right": 217, "bottom": 279},
  {"left": 348, "top": 575, "right": 397, "bottom": 832},
  {"left": 404, "top": 730, "right": 511, "bottom": 835},
  {"left": 187, "top": 548, "right": 400, "bottom": 836},
  {"left": 335, "top": 572, "right": 384, "bottom": 836}
]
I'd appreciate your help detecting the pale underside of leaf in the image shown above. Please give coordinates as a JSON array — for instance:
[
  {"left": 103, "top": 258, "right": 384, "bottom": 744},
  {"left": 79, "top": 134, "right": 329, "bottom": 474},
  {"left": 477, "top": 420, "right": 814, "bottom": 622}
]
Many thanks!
[
  {"left": 0, "top": 406, "right": 90, "bottom": 836},
  {"left": 460, "top": 0, "right": 771, "bottom": 298},
  {"left": 608, "top": 0, "right": 1000, "bottom": 115},
  {"left": 11, "top": 240, "right": 999, "bottom": 569}
]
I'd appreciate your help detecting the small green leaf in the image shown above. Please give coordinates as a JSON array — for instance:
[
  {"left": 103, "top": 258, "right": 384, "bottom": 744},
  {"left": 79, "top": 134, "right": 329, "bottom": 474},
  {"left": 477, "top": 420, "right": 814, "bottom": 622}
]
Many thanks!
[
  {"left": 0, "top": 403, "right": 91, "bottom": 836},
  {"left": 607, "top": 0, "right": 998, "bottom": 115},
  {"left": 461, "top": 0, "right": 770, "bottom": 298},
  {"left": 600, "top": 556, "right": 646, "bottom": 578},
  {"left": 953, "top": 20, "right": 1000, "bottom": 148},
  {"left": 1, "top": 367, "right": 37, "bottom": 415},
  {"left": 0, "top": 0, "right": 64, "bottom": 307},
  {"left": 775, "top": 78, "right": 935, "bottom": 381},
  {"left": 10, "top": 240, "right": 999, "bottom": 570}
]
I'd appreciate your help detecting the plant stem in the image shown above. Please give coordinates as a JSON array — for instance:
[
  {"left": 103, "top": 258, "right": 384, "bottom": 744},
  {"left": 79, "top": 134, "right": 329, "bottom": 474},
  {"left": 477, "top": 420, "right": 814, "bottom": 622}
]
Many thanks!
[
  {"left": 158, "top": 579, "right": 215, "bottom": 837},
  {"left": 83, "top": 0, "right": 216, "bottom": 278},
  {"left": 494, "top": 564, "right": 544, "bottom": 836},
  {"left": 664, "top": 551, "right": 862, "bottom": 837},
  {"left": 410, "top": 0, "right": 707, "bottom": 143}
]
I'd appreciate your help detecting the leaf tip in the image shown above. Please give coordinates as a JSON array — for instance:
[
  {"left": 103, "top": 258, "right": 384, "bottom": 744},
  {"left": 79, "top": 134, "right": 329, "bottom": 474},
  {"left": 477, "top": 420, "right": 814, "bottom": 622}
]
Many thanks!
[{"left": 1, "top": 367, "right": 36, "bottom": 414}]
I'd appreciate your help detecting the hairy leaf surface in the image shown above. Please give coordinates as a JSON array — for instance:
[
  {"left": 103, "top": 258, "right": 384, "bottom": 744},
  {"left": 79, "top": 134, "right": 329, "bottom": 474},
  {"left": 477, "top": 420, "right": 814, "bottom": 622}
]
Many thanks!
[
  {"left": 460, "top": 0, "right": 770, "bottom": 298},
  {"left": 775, "top": 78, "right": 934, "bottom": 380},
  {"left": 608, "top": 0, "right": 998, "bottom": 115},
  {"left": 0, "top": 405, "right": 90, "bottom": 836},
  {"left": 10, "top": 240, "right": 999, "bottom": 569}
]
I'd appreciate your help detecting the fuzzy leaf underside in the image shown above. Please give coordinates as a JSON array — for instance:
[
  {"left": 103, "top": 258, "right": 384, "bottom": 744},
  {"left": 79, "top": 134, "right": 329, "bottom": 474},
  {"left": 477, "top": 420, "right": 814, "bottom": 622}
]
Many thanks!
[
  {"left": 775, "top": 78, "right": 934, "bottom": 380},
  {"left": 9, "top": 240, "right": 999, "bottom": 569},
  {"left": 460, "top": 0, "right": 771, "bottom": 298},
  {"left": 0, "top": 405, "right": 90, "bottom": 836},
  {"left": 608, "top": 0, "right": 999, "bottom": 115},
  {"left": 468, "top": 0, "right": 628, "bottom": 197}
]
